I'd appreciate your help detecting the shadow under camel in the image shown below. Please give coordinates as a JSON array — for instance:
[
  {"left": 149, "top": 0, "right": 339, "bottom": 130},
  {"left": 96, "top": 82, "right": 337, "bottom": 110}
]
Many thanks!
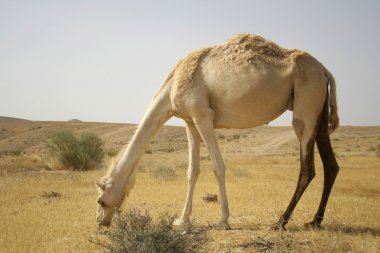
[
  {"left": 323, "top": 224, "right": 380, "bottom": 236},
  {"left": 285, "top": 223, "right": 380, "bottom": 236}
]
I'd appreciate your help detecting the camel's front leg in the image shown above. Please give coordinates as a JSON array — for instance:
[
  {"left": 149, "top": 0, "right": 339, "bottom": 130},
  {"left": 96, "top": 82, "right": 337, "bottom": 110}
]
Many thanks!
[
  {"left": 174, "top": 122, "right": 201, "bottom": 226},
  {"left": 193, "top": 109, "right": 231, "bottom": 230}
]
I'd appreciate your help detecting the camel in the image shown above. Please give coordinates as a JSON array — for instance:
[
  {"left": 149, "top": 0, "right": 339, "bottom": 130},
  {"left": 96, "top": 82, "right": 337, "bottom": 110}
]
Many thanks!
[{"left": 96, "top": 33, "right": 340, "bottom": 230}]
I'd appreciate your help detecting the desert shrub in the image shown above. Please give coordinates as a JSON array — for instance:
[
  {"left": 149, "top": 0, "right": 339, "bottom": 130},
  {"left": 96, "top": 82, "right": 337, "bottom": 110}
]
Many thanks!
[
  {"left": 368, "top": 146, "right": 376, "bottom": 151},
  {"left": 48, "top": 131, "right": 104, "bottom": 170},
  {"left": 92, "top": 208, "right": 205, "bottom": 253}
]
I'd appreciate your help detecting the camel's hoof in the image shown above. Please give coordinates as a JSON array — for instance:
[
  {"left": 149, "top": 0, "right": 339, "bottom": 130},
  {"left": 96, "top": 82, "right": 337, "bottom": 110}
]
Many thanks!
[
  {"left": 209, "top": 221, "right": 231, "bottom": 230},
  {"left": 269, "top": 222, "right": 286, "bottom": 231},
  {"left": 304, "top": 221, "right": 321, "bottom": 230},
  {"left": 173, "top": 218, "right": 190, "bottom": 227}
]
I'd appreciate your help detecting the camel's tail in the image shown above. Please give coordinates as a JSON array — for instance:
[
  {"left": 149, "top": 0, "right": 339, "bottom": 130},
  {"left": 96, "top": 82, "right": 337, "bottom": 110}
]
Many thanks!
[{"left": 323, "top": 66, "right": 339, "bottom": 134}]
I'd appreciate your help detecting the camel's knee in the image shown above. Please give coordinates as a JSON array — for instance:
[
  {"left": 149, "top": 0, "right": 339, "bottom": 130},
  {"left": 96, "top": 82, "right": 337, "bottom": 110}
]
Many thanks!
[
  {"left": 304, "top": 167, "right": 315, "bottom": 184},
  {"left": 187, "top": 166, "right": 200, "bottom": 180},
  {"left": 211, "top": 164, "right": 225, "bottom": 179},
  {"left": 292, "top": 118, "right": 304, "bottom": 139},
  {"left": 325, "top": 163, "right": 339, "bottom": 182},
  {"left": 300, "top": 139, "right": 317, "bottom": 185}
]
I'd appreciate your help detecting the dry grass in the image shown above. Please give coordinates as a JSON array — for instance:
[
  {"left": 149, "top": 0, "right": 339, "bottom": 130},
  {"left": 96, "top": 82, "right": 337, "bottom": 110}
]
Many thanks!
[{"left": 0, "top": 121, "right": 379, "bottom": 252}]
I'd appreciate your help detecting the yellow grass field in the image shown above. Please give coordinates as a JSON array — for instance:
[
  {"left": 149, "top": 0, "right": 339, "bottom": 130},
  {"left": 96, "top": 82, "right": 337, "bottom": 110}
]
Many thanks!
[{"left": 0, "top": 119, "right": 379, "bottom": 252}]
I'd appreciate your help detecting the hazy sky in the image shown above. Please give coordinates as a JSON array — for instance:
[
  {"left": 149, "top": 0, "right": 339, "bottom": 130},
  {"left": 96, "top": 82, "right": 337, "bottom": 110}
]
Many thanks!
[{"left": 1, "top": 0, "right": 379, "bottom": 126}]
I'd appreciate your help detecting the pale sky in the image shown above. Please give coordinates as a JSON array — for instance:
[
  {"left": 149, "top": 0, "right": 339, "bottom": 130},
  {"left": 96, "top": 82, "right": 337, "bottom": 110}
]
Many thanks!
[{"left": 1, "top": 0, "right": 379, "bottom": 126}]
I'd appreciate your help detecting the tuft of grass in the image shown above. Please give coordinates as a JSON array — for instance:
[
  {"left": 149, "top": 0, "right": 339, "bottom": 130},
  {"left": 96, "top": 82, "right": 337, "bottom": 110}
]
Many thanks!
[
  {"left": 106, "top": 149, "right": 120, "bottom": 158},
  {"left": 48, "top": 131, "right": 104, "bottom": 170},
  {"left": 149, "top": 166, "right": 176, "bottom": 181},
  {"left": 0, "top": 149, "right": 23, "bottom": 156},
  {"left": 368, "top": 146, "right": 376, "bottom": 151},
  {"left": 166, "top": 147, "right": 175, "bottom": 153},
  {"left": 232, "top": 167, "right": 251, "bottom": 178},
  {"left": 0, "top": 153, "right": 47, "bottom": 174},
  {"left": 145, "top": 149, "right": 153, "bottom": 154},
  {"left": 92, "top": 208, "right": 205, "bottom": 253}
]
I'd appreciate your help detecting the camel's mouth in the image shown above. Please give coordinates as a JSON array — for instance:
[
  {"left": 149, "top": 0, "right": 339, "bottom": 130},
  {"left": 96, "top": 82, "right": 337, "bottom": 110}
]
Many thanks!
[
  {"left": 96, "top": 205, "right": 114, "bottom": 227},
  {"left": 97, "top": 218, "right": 111, "bottom": 227}
]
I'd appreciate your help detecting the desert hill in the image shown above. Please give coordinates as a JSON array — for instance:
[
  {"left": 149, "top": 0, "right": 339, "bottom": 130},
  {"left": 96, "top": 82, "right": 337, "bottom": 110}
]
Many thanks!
[
  {"left": 0, "top": 119, "right": 379, "bottom": 163},
  {"left": 0, "top": 116, "right": 29, "bottom": 122}
]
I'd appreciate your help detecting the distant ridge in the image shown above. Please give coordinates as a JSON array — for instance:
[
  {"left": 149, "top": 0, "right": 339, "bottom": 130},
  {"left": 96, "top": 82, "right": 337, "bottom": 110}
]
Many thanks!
[
  {"left": 68, "top": 119, "right": 82, "bottom": 123},
  {"left": 0, "top": 116, "right": 29, "bottom": 122}
]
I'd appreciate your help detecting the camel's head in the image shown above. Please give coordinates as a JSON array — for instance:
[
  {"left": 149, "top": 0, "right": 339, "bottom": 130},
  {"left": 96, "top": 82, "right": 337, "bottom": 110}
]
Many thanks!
[{"left": 95, "top": 177, "right": 125, "bottom": 227}]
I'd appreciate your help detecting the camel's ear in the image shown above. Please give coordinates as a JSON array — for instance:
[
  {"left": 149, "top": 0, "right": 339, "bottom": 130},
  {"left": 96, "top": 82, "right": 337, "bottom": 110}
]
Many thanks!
[{"left": 96, "top": 181, "right": 106, "bottom": 190}]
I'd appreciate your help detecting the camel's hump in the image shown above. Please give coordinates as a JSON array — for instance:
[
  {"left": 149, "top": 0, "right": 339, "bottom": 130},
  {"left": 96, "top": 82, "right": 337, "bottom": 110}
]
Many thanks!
[{"left": 168, "top": 33, "right": 302, "bottom": 95}]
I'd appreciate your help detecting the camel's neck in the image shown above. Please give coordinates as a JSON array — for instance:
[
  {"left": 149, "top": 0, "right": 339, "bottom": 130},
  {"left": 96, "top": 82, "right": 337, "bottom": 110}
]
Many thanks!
[{"left": 110, "top": 85, "right": 172, "bottom": 184}]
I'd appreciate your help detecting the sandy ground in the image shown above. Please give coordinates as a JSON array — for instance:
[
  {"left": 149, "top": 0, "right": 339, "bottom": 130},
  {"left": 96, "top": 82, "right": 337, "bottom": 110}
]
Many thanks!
[{"left": 0, "top": 119, "right": 379, "bottom": 252}]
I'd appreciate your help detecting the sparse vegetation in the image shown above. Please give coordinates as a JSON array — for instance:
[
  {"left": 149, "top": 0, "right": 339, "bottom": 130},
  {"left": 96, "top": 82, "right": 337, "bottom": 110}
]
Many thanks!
[
  {"left": 232, "top": 167, "right": 251, "bottom": 177},
  {"left": 145, "top": 149, "right": 153, "bottom": 154},
  {"left": 1, "top": 122, "right": 379, "bottom": 252},
  {"left": 0, "top": 149, "right": 23, "bottom": 156},
  {"left": 92, "top": 208, "right": 204, "bottom": 253},
  {"left": 166, "top": 147, "right": 175, "bottom": 153},
  {"left": 106, "top": 148, "right": 120, "bottom": 157},
  {"left": 48, "top": 131, "right": 104, "bottom": 170},
  {"left": 149, "top": 166, "right": 176, "bottom": 181}
]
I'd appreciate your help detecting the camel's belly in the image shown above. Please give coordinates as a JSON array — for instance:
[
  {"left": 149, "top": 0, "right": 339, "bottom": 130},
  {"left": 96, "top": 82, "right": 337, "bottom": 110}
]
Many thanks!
[
  {"left": 212, "top": 100, "right": 288, "bottom": 129},
  {"left": 203, "top": 63, "right": 293, "bottom": 129}
]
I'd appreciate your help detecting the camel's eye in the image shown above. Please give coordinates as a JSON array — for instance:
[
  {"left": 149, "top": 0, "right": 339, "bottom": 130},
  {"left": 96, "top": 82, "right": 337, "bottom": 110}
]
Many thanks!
[{"left": 98, "top": 199, "right": 106, "bottom": 207}]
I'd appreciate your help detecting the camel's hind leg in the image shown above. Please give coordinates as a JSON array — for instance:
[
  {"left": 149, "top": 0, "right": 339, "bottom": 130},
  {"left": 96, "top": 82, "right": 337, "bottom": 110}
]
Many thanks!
[
  {"left": 274, "top": 76, "right": 327, "bottom": 229},
  {"left": 305, "top": 95, "right": 340, "bottom": 228},
  {"left": 173, "top": 122, "right": 201, "bottom": 226}
]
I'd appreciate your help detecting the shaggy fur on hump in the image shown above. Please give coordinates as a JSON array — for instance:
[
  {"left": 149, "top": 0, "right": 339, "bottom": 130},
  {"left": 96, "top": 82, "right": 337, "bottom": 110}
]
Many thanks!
[
  {"left": 210, "top": 33, "right": 303, "bottom": 67},
  {"left": 167, "top": 33, "right": 306, "bottom": 95}
]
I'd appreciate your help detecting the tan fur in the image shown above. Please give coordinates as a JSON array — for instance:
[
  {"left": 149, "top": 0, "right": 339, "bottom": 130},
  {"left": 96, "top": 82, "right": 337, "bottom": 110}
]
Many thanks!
[
  {"left": 292, "top": 118, "right": 304, "bottom": 139},
  {"left": 172, "top": 47, "right": 211, "bottom": 94}
]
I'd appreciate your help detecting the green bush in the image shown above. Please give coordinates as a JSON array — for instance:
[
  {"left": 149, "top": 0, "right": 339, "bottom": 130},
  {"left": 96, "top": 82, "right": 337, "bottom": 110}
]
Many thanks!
[
  {"left": 49, "top": 131, "right": 104, "bottom": 170},
  {"left": 92, "top": 208, "right": 205, "bottom": 253}
]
